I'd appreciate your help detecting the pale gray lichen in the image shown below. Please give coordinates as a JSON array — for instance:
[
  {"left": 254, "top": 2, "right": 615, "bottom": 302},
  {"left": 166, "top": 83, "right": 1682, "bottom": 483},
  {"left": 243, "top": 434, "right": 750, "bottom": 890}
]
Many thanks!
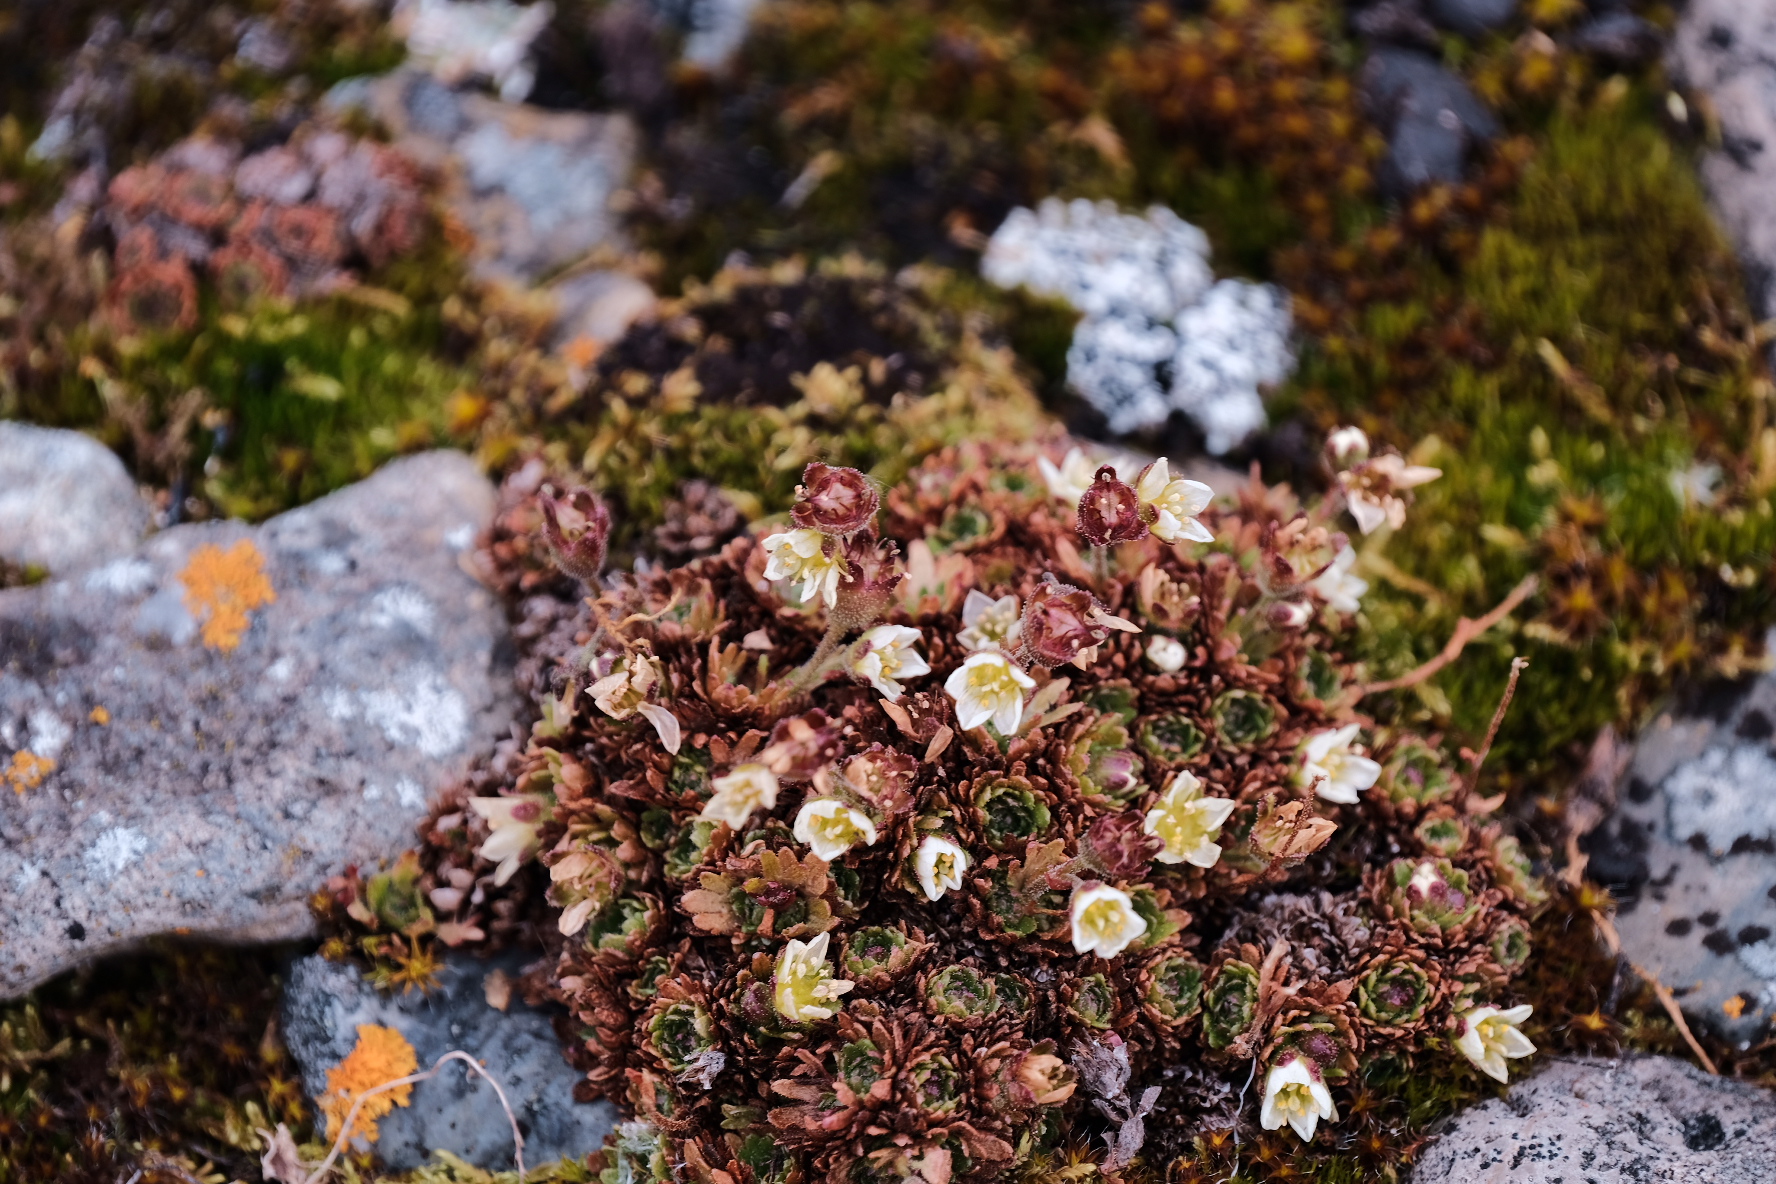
[
  {"left": 982, "top": 197, "right": 1293, "bottom": 452},
  {"left": 1663, "top": 744, "right": 1776, "bottom": 856}
]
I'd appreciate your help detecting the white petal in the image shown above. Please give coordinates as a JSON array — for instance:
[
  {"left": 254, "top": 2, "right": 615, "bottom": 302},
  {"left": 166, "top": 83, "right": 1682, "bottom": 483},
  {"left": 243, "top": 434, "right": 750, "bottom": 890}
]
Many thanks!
[
  {"left": 1342, "top": 755, "right": 1382, "bottom": 790},
  {"left": 1288, "top": 1110, "right": 1319, "bottom": 1142},
  {"left": 1184, "top": 840, "right": 1223, "bottom": 869},
  {"left": 1177, "top": 516, "right": 1215, "bottom": 543},
  {"left": 637, "top": 703, "right": 682, "bottom": 754}
]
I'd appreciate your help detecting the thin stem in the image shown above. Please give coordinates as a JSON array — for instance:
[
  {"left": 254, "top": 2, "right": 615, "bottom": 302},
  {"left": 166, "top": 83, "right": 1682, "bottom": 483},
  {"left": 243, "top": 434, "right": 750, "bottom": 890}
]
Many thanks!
[
  {"left": 1357, "top": 575, "right": 1538, "bottom": 697},
  {"left": 1463, "top": 656, "right": 1527, "bottom": 799},
  {"left": 302, "top": 1050, "right": 526, "bottom": 1184}
]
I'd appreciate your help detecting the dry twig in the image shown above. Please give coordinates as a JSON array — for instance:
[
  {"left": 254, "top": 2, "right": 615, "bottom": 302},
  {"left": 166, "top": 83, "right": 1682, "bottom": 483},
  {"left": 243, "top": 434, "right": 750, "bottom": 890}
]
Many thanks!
[
  {"left": 269, "top": 1050, "right": 528, "bottom": 1184},
  {"left": 1590, "top": 910, "right": 1718, "bottom": 1075},
  {"left": 1357, "top": 575, "right": 1539, "bottom": 696}
]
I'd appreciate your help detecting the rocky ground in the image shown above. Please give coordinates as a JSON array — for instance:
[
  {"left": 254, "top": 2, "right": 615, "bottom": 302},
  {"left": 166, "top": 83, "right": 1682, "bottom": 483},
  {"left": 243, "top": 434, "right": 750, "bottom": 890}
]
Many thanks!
[{"left": 2, "top": 0, "right": 1776, "bottom": 1182}]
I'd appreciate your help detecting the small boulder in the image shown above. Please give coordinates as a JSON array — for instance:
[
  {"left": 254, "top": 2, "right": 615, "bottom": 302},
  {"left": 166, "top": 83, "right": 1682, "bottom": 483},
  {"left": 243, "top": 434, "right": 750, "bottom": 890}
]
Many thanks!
[
  {"left": 1582, "top": 658, "right": 1776, "bottom": 1043},
  {"left": 0, "top": 452, "right": 516, "bottom": 997},
  {"left": 1425, "top": 0, "right": 1517, "bottom": 38},
  {"left": 328, "top": 68, "right": 637, "bottom": 285},
  {"left": 283, "top": 951, "right": 617, "bottom": 1170},
  {"left": 1360, "top": 48, "right": 1501, "bottom": 194},
  {"left": 1672, "top": 0, "right": 1776, "bottom": 329},
  {"left": 0, "top": 422, "right": 149, "bottom": 578},
  {"left": 1411, "top": 1056, "right": 1776, "bottom": 1182},
  {"left": 1571, "top": 12, "right": 1664, "bottom": 67}
]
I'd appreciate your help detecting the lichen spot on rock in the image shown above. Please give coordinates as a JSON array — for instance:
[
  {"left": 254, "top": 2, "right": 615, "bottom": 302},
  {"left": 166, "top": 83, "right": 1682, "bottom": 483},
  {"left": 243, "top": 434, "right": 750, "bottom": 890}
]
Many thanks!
[
  {"left": 177, "top": 540, "right": 276, "bottom": 651},
  {"left": 4, "top": 750, "right": 56, "bottom": 795},
  {"left": 321, "top": 1022, "right": 418, "bottom": 1143}
]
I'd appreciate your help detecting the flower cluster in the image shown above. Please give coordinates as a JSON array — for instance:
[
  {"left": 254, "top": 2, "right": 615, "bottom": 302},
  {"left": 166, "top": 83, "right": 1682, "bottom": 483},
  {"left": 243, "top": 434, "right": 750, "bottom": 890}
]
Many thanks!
[
  {"left": 100, "top": 126, "right": 428, "bottom": 334},
  {"left": 418, "top": 437, "right": 1539, "bottom": 1181}
]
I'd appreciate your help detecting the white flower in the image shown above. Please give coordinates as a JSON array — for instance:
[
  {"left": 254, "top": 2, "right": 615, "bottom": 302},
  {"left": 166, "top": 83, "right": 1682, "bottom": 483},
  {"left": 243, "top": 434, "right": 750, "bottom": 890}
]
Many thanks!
[
  {"left": 1296, "top": 724, "right": 1381, "bottom": 805},
  {"left": 1143, "top": 771, "right": 1238, "bottom": 868},
  {"left": 1326, "top": 426, "right": 1370, "bottom": 467},
  {"left": 1135, "top": 458, "right": 1215, "bottom": 545},
  {"left": 1038, "top": 447, "right": 1100, "bottom": 505},
  {"left": 700, "top": 763, "right": 779, "bottom": 831},
  {"left": 794, "top": 798, "right": 879, "bottom": 861},
  {"left": 1069, "top": 882, "right": 1148, "bottom": 958},
  {"left": 1146, "top": 634, "right": 1186, "bottom": 673},
  {"left": 913, "top": 835, "right": 970, "bottom": 901},
  {"left": 1454, "top": 1004, "right": 1536, "bottom": 1083},
  {"left": 957, "top": 590, "right": 1023, "bottom": 653},
  {"left": 851, "top": 625, "right": 930, "bottom": 701},
  {"left": 944, "top": 651, "right": 1037, "bottom": 734},
  {"left": 468, "top": 794, "right": 550, "bottom": 886},
  {"left": 761, "top": 528, "right": 847, "bottom": 608},
  {"left": 1260, "top": 1055, "right": 1338, "bottom": 1142},
  {"left": 1309, "top": 546, "right": 1368, "bottom": 614},
  {"left": 588, "top": 654, "right": 662, "bottom": 720},
  {"left": 1339, "top": 454, "right": 1442, "bottom": 535},
  {"left": 773, "top": 932, "right": 854, "bottom": 1022}
]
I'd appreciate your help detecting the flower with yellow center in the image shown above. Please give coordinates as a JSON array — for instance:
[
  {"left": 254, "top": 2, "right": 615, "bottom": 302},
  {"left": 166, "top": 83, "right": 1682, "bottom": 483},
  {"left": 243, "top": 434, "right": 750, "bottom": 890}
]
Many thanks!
[
  {"left": 793, "top": 798, "right": 879, "bottom": 861},
  {"left": 1454, "top": 1004, "right": 1535, "bottom": 1083},
  {"left": 1143, "top": 771, "right": 1238, "bottom": 868},
  {"left": 1069, "top": 882, "right": 1148, "bottom": 958},
  {"left": 944, "top": 651, "right": 1037, "bottom": 734},
  {"left": 913, "top": 835, "right": 970, "bottom": 901},
  {"left": 1260, "top": 1055, "right": 1337, "bottom": 1142},
  {"left": 700, "top": 763, "right": 779, "bottom": 831},
  {"left": 957, "top": 590, "right": 1022, "bottom": 654},
  {"left": 851, "top": 625, "right": 930, "bottom": 701},
  {"left": 761, "top": 528, "right": 847, "bottom": 608},
  {"left": 773, "top": 932, "right": 854, "bottom": 1022},
  {"left": 1296, "top": 724, "right": 1381, "bottom": 805},
  {"left": 1135, "top": 458, "right": 1215, "bottom": 545}
]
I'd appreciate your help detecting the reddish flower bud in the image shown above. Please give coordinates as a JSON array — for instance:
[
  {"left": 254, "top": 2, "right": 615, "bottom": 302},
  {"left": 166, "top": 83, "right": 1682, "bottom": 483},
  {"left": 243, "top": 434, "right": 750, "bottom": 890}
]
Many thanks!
[
  {"left": 1086, "top": 811, "right": 1162, "bottom": 879},
  {"left": 790, "top": 462, "right": 880, "bottom": 536},
  {"left": 1077, "top": 466, "right": 1145, "bottom": 546},
  {"left": 1021, "top": 577, "right": 1111, "bottom": 668},
  {"left": 539, "top": 486, "right": 612, "bottom": 581}
]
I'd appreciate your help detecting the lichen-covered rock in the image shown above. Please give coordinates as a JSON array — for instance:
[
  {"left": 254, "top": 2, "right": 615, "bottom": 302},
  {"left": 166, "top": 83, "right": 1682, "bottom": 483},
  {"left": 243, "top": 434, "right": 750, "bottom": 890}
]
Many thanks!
[
  {"left": 1582, "top": 651, "right": 1776, "bottom": 1043},
  {"left": 0, "top": 451, "right": 515, "bottom": 997},
  {"left": 1410, "top": 1056, "right": 1776, "bottom": 1183},
  {"left": 328, "top": 67, "right": 636, "bottom": 283},
  {"left": 1424, "top": 0, "right": 1516, "bottom": 38},
  {"left": 283, "top": 951, "right": 618, "bottom": 1170},
  {"left": 982, "top": 198, "right": 1292, "bottom": 449},
  {"left": 1672, "top": 0, "right": 1776, "bottom": 327},
  {"left": 0, "top": 422, "right": 149, "bottom": 578}
]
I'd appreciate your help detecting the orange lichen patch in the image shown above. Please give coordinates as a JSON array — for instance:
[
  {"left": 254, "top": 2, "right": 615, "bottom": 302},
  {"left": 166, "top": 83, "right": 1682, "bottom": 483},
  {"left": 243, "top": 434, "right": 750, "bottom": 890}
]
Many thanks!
[
  {"left": 561, "top": 334, "right": 601, "bottom": 370},
  {"left": 90, "top": 706, "right": 111, "bottom": 725},
  {"left": 319, "top": 1023, "right": 418, "bottom": 1142},
  {"left": 178, "top": 540, "right": 277, "bottom": 651},
  {"left": 5, "top": 750, "right": 56, "bottom": 795},
  {"left": 1724, "top": 994, "right": 1749, "bottom": 1020}
]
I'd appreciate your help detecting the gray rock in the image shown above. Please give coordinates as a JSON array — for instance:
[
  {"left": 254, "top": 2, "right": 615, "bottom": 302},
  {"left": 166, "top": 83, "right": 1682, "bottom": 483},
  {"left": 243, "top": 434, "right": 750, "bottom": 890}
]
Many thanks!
[
  {"left": 1583, "top": 650, "right": 1776, "bottom": 1044},
  {"left": 328, "top": 68, "right": 637, "bottom": 284},
  {"left": 549, "top": 269, "right": 658, "bottom": 351},
  {"left": 1572, "top": 12, "right": 1663, "bottom": 67},
  {"left": 283, "top": 951, "right": 617, "bottom": 1170},
  {"left": 1411, "top": 1056, "right": 1776, "bottom": 1183},
  {"left": 0, "top": 422, "right": 149, "bottom": 577},
  {"left": 1425, "top": 0, "right": 1517, "bottom": 38},
  {"left": 0, "top": 452, "right": 516, "bottom": 997},
  {"left": 1672, "top": 0, "right": 1776, "bottom": 330},
  {"left": 1360, "top": 48, "right": 1501, "bottom": 195},
  {"left": 1352, "top": 1, "right": 1440, "bottom": 50}
]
